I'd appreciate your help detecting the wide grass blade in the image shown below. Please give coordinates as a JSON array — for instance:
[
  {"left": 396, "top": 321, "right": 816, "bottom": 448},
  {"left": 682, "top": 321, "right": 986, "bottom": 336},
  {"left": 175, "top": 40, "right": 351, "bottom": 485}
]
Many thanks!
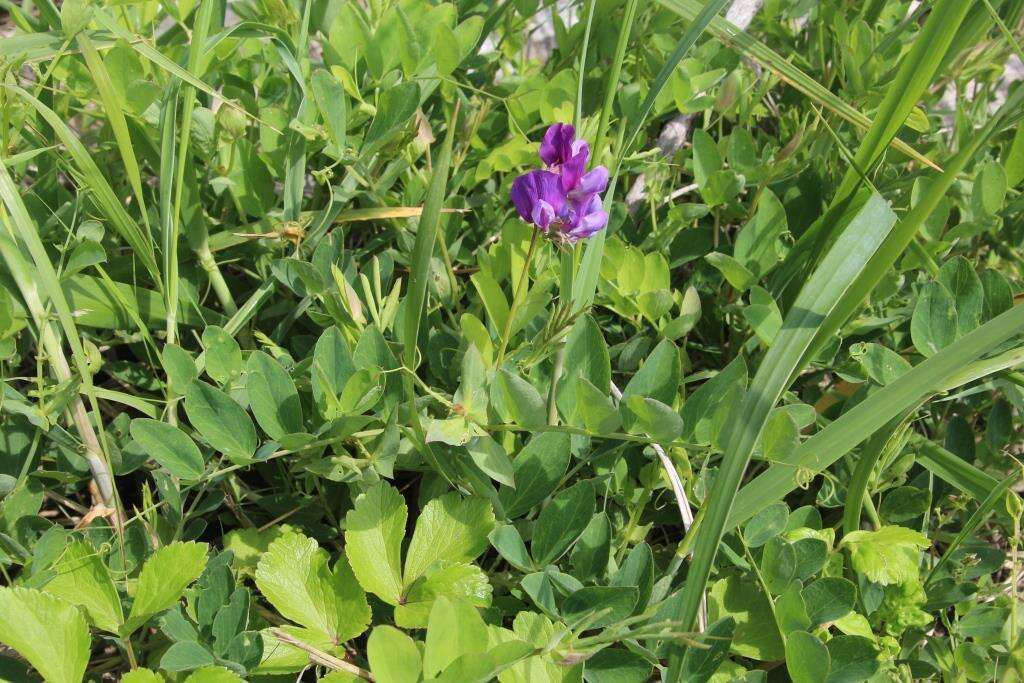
[
  {"left": 665, "top": 192, "right": 897, "bottom": 676},
  {"left": 728, "top": 303, "right": 1024, "bottom": 530}
]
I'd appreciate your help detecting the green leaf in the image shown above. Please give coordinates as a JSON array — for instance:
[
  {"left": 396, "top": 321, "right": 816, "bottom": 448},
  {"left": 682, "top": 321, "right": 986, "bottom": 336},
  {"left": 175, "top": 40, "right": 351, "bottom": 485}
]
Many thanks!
[
  {"left": 705, "top": 252, "right": 755, "bottom": 291},
  {"left": 743, "top": 502, "right": 789, "bottom": 548},
  {"left": 202, "top": 325, "right": 242, "bottom": 384},
  {"left": 466, "top": 435, "right": 515, "bottom": 488},
  {"left": 494, "top": 370, "right": 546, "bottom": 428},
  {"left": 973, "top": 160, "right": 1007, "bottom": 215},
  {"left": 246, "top": 351, "right": 303, "bottom": 439},
  {"left": 802, "top": 577, "right": 856, "bottom": 627},
  {"left": 531, "top": 480, "right": 596, "bottom": 565},
  {"left": 569, "top": 512, "right": 611, "bottom": 581},
  {"left": 706, "top": 574, "right": 783, "bottom": 661},
  {"left": 841, "top": 526, "right": 930, "bottom": 585},
  {"left": 184, "top": 381, "right": 257, "bottom": 462},
  {"left": 489, "top": 525, "right": 533, "bottom": 573},
  {"left": 255, "top": 530, "right": 370, "bottom": 644},
  {"left": 344, "top": 482, "right": 407, "bottom": 604},
  {"left": 576, "top": 377, "right": 622, "bottom": 434},
  {"left": 786, "top": 631, "right": 831, "bottom": 683},
  {"left": 742, "top": 286, "right": 783, "bottom": 346},
  {"left": 126, "top": 541, "right": 209, "bottom": 633},
  {"left": 911, "top": 281, "right": 959, "bottom": 357},
  {"left": 404, "top": 493, "right": 495, "bottom": 586},
  {"left": 622, "top": 338, "right": 679, "bottom": 405},
  {"left": 556, "top": 315, "right": 611, "bottom": 422},
  {"left": 122, "top": 669, "right": 165, "bottom": 683},
  {"left": 395, "top": 562, "right": 492, "bottom": 629},
  {"left": 130, "top": 418, "right": 206, "bottom": 480},
  {"left": 497, "top": 432, "right": 572, "bottom": 519},
  {"left": 734, "top": 189, "right": 788, "bottom": 276},
  {"left": 426, "top": 417, "right": 474, "bottom": 446},
  {"left": 0, "top": 587, "right": 91, "bottom": 683},
  {"left": 183, "top": 666, "right": 246, "bottom": 683},
  {"left": 621, "top": 396, "right": 683, "bottom": 442},
  {"left": 561, "top": 586, "right": 638, "bottom": 628},
  {"left": 161, "top": 641, "right": 215, "bottom": 671},
  {"left": 312, "top": 326, "right": 356, "bottom": 413},
  {"left": 584, "top": 648, "right": 652, "bottom": 683},
  {"left": 43, "top": 540, "right": 124, "bottom": 633},
  {"left": 422, "top": 597, "right": 489, "bottom": 679},
  {"left": 362, "top": 82, "right": 420, "bottom": 155},
  {"left": 368, "top": 626, "right": 422, "bottom": 683},
  {"left": 938, "top": 257, "right": 983, "bottom": 336},
  {"left": 825, "top": 636, "right": 880, "bottom": 683}
]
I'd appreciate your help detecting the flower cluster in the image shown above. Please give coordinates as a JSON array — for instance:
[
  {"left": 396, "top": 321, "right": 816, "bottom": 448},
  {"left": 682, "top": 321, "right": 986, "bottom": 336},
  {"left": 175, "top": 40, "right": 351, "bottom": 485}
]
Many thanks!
[{"left": 510, "top": 123, "right": 609, "bottom": 243}]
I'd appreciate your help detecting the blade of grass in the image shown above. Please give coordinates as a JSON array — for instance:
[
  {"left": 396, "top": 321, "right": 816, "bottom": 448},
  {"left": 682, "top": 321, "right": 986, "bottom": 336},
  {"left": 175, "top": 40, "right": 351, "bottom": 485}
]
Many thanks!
[
  {"left": 2, "top": 85, "right": 161, "bottom": 287},
  {"left": 402, "top": 101, "right": 463, "bottom": 487},
  {"left": 664, "top": 191, "right": 897, "bottom": 677},
  {"left": 727, "top": 303, "right": 1024, "bottom": 530},
  {"left": 0, "top": 164, "right": 118, "bottom": 510},
  {"left": 76, "top": 34, "right": 152, "bottom": 238},
  {"left": 841, "top": 415, "right": 913, "bottom": 535},
  {"left": 925, "top": 468, "right": 1022, "bottom": 586},
  {"left": 912, "top": 434, "right": 1000, "bottom": 504},
  {"left": 772, "top": 0, "right": 974, "bottom": 295}
]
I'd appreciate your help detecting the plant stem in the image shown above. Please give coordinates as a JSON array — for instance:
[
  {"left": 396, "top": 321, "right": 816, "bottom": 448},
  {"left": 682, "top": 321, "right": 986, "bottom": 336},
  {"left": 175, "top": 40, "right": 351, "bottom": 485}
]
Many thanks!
[
  {"left": 196, "top": 245, "right": 238, "bottom": 316},
  {"left": 547, "top": 342, "right": 567, "bottom": 424},
  {"left": 495, "top": 230, "right": 540, "bottom": 367}
]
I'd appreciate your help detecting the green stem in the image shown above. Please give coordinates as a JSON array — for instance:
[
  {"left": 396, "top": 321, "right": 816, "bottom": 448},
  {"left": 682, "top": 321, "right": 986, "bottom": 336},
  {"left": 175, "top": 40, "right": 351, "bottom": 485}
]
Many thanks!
[
  {"left": 547, "top": 342, "right": 567, "bottom": 425},
  {"left": 196, "top": 245, "right": 238, "bottom": 316},
  {"left": 495, "top": 230, "right": 541, "bottom": 367}
]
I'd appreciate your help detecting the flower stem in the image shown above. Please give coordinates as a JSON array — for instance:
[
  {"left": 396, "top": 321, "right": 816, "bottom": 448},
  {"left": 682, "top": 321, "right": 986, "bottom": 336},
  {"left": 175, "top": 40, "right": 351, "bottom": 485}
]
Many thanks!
[{"left": 495, "top": 230, "right": 540, "bottom": 367}]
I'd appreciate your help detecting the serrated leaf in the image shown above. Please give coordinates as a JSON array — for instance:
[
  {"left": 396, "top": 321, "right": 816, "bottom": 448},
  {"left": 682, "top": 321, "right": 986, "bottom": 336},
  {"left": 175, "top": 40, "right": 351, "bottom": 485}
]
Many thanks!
[
  {"left": 126, "top": 541, "right": 208, "bottom": 633},
  {"left": 183, "top": 666, "right": 246, "bottom": 683},
  {"left": 841, "top": 526, "right": 930, "bottom": 585},
  {"left": 255, "top": 530, "right": 369, "bottom": 644},
  {"left": 0, "top": 587, "right": 91, "bottom": 683},
  {"left": 404, "top": 493, "right": 495, "bottom": 586},
  {"left": 43, "top": 539, "right": 124, "bottom": 633},
  {"left": 422, "top": 596, "right": 488, "bottom": 679},
  {"left": 344, "top": 482, "right": 407, "bottom": 604},
  {"left": 395, "top": 562, "right": 492, "bottom": 628}
]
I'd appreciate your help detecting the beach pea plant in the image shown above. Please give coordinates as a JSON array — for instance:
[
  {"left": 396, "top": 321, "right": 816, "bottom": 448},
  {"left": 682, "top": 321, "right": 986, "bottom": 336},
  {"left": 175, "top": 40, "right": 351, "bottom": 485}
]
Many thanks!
[{"left": 1, "top": 0, "right": 1024, "bottom": 681}]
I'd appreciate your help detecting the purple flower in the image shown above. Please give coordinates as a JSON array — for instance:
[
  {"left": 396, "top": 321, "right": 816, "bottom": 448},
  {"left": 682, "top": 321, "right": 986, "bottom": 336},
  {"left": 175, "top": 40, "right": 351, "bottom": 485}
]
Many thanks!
[{"left": 510, "top": 123, "right": 609, "bottom": 242}]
